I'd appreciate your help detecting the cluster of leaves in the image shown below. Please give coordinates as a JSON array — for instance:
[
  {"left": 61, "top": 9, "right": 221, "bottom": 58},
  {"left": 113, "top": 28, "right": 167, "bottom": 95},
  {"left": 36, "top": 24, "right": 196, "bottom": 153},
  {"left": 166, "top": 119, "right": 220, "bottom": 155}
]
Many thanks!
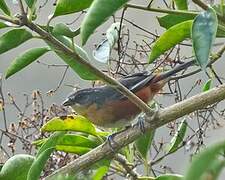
[{"left": 0, "top": 0, "right": 225, "bottom": 180}]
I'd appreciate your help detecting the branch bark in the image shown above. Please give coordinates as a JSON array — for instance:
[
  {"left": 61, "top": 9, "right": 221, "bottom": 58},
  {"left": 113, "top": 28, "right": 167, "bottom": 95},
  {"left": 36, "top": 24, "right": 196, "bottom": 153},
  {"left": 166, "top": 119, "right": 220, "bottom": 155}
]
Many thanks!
[{"left": 45, "top": 83, "right": 225, "bottom": 179}]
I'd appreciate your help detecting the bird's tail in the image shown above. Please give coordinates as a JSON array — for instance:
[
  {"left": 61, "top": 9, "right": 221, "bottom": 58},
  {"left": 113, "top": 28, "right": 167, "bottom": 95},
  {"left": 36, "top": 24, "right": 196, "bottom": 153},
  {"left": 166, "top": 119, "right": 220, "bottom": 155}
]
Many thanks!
[{"left": 153, "top": 60, "right": 195, "bottom": 83}]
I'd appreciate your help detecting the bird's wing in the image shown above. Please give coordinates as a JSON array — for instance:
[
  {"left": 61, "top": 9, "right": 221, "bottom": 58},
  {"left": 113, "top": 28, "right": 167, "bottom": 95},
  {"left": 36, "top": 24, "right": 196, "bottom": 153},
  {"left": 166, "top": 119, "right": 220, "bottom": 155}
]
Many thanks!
[{"left": 102, "top": 71, "right": 156, "bottom": 101}]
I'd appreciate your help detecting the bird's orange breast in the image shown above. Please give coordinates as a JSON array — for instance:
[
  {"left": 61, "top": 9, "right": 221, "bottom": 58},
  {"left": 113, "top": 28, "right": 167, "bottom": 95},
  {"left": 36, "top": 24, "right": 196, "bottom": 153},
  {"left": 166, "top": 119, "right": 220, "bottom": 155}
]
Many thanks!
[
  {"left": 83, "top": 80, "right": 166, "bottom": 128},
  {"left": 85, "top": 86, "right": 153, "bottom": 127}
]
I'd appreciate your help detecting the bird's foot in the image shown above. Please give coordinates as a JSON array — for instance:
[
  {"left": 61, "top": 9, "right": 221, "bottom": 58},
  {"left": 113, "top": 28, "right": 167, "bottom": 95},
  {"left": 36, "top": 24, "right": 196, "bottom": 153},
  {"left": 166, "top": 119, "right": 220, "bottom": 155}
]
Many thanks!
[
  {"left": 135, "top": 114, "right": 146, "bottom": 134},
  {"left": 106, "top": 126, "right": 131, "bottom": 152},
  {"left": 107, "top": 133, "right": 118, "bottom": 152},
  {"left": 134, "top": 105, "right": 159, "bottom": 133}
]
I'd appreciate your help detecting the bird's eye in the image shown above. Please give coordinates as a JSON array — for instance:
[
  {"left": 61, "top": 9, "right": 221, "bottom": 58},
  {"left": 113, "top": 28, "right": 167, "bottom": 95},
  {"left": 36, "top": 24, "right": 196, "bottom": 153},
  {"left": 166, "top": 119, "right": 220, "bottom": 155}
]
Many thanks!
[{"left": 75, "top": 94, "right": 90, "bottom": 105}]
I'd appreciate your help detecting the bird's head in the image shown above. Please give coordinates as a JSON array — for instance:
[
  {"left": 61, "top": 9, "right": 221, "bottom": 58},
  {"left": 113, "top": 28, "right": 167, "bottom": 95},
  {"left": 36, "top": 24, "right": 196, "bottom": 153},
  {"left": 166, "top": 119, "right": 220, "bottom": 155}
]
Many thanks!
[{"left": 62, "top": 88, "right": 94, "bottom": 111}]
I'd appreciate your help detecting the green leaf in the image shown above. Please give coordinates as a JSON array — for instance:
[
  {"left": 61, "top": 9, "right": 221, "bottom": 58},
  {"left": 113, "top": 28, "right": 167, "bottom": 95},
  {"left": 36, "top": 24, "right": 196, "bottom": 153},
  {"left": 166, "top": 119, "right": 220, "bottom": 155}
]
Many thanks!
[
  {"left": 192, "top": 7, "right": 218, "bottom": 70},
  {"left": 155, "top": 174, "right": 183, "bottom": 180},
  {"left": 41, "top": 115, "right": 97, "bottom": 136},
  {"left": 48, "top": 35, "right": 98, "bottom": 80},
  {"left": 91, "top": 159, "right": 110, "bottom": 179},
  {"left": 54, "top": 0, "right": 93, "bottom": 17},
  {"left": 5, "top": 47, "right": 50, "bottom": 79},
  {"left": 0, "top": 154, "right": 35, "bottom": 180},
  {"left": 166, "top": 119, "right": 187, "bottom": 153},
  {"left": 174, "top": 0, "right": 188, "bottom": 10},
  {"left": 36, "top": 131, "right": 66, "bottom": 157},
  {"left": 0, "top": 28, "right": 32, "bottom": 55},
  {"left": 201, "top": 159, "right": 225, "bottom": 180},
  {"left": 135, "top": 130, "right": 154, "bottom": 160},
  {"left": 213, "top": 4, "right": 225, "bottom": 17},
  {"left": 157, "top": 14, "right": 196, "bottom": 29},
  {"left": 184, "top": 140, "right": 225, "bottom": 180},
  {"left": 81, "top": 0, "right": 129, "bottom": 45},
  {"left": 57, "top": 134, "right": 99, "bottom": 147},
  {"left": 27, "top": 148, "right": 54, "bottom": 180},
  {"left": 157, "top": 14, "right": 225, "bottom": 38},
  {"left": 217, "top": 25, "right": 225, "bottom": 37},
  {"left": 24, "top": 0, "right": 37, "bottom": 8},
  {"left": 202, "top": 79, "right": 212, "bottom": 92},
  {"left": 0, "top": 0, "right": 10, "bottom": 16},
  {"left": 92, "top": 166, "right": 109, "bottom": 180},
  {"left": 0, "top": 22, "right": 9, "bottom": 29},
  {"left": 27, "top": 132, "right": 65, "bottom": 180},
  {"left": 53, "top": 23, "right": 80, "bottom": 38},
  {"left": 33, "top": 134, "right": 99, "bottom": 148},
  {"left": 56, "top": 145, "right": 91, "bottom": 154},
  {"left": 149, "top": 20, "right": 192, "bottom": 63}
]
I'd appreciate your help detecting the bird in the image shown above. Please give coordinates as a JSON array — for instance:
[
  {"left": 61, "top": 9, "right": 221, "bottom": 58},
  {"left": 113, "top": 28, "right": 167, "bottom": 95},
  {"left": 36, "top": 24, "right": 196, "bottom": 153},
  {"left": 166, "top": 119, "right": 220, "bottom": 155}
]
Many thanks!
[{"left": 62, "top": 60, "right": 194, "bottom": 128}]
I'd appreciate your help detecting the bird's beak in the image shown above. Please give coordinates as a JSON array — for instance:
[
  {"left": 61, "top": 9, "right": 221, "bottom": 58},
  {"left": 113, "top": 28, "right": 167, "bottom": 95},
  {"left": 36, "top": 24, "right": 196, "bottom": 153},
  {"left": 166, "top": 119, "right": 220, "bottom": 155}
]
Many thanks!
[{"left": 62, "top": 98, "right": 72, "bottom": 106}]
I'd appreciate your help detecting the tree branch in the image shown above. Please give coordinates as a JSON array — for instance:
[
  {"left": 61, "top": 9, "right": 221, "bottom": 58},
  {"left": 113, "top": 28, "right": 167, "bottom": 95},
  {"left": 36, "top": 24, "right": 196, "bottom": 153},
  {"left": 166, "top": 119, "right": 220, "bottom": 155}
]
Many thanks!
[
  {"left": 114, "top": 154, "right": 139, "bottom": 179},
  {"left": 45, "top": 83, "right": 225, "bottom": 179}
]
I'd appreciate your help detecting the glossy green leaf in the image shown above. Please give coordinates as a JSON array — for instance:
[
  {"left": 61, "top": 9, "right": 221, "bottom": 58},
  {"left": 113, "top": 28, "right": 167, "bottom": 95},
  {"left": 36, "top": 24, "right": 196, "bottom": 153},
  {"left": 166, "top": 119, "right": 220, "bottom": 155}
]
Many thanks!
[
  {"left": 53, "top": 23, "right": 80, "bottom": 38},
  {"left": 25, "top": 0, "right": 37, "bottom": 8},
  {"left": 149, "top": 20, "right": 192, "bottom": 63},
  {"left": 54, "top": 0, "right": 93, "bottom": 17},
  {"left": 158, "top": 14, "right": 225, "bottom": 38},
  {"left": 92, "top": 166, "right": 109, "bottom": 180},
  {"left": 135, "top": 130, "right": 155, "bottom": 160},
  {"left": 0, "top": 22, "right": 9, "bottom": 29},
  {"left": 155, "top": 174, "right": 183, "bottom": 180},
  {"left": 0, "top": 154, "right": 35, "bottom": 180},
  {"left": 28, "top": 148, "right": 53, "bottom": 180},
  {"left": 96, "top": 130, "right": 110, "bottom": 137},
  {"left": 57, "top": 134, "right": 99, "bottom": 147},
  {"left": 56, "top": 145, "right": 91, "bottom": 154},
  {"left": 41, "top": 115, "right": 97, "bottom": 136},
  {"left": 184, "top": 140, "right": 225, "bottom": 180},
  {"left": 0, "top": 0, "right": 10, "bottom": 16},
  {"left": 202, "top": 79, "right": 212, "bottom": 92},
  {"left": 0, "top": 28, "right": 32, "bottom": 55},
  {"left": 48, "top": 35, "right": 98, "bottom": 80},
  {"left": 33, "top": 134, "right": 99, "bottom": 148},
  {"left": 5, "top": 47, "right": 50, "bottom": 79},
  {"left": 91, "top": 158, "right": 111, "bottom": 177},
  {"left": 27, "top": 132, "right": 65, "bottom": 180},
  {"left": 174, "top": 0, "right": 188, "bottom": 10},
  {"left": 157, "top": 14, "right": 196, "bottom": 29},
  {"left": 166, "top": 119, "right": 187, "bottom": 154},
  {"left": 81, "top": 0, "right": 129, "bottom": 45},
  {"left": 192, "top": 7, "right": 218, "bottom": 70},
  {"left": 36, "top": 131, "right": 65, "bottom": 157}
]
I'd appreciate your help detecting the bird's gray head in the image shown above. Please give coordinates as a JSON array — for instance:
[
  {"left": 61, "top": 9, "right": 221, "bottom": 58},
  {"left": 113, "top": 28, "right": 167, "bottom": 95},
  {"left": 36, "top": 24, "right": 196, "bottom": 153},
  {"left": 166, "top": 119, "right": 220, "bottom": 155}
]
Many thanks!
[{"left": 62, "top": 88, "right": 94, "bottom": 107}]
